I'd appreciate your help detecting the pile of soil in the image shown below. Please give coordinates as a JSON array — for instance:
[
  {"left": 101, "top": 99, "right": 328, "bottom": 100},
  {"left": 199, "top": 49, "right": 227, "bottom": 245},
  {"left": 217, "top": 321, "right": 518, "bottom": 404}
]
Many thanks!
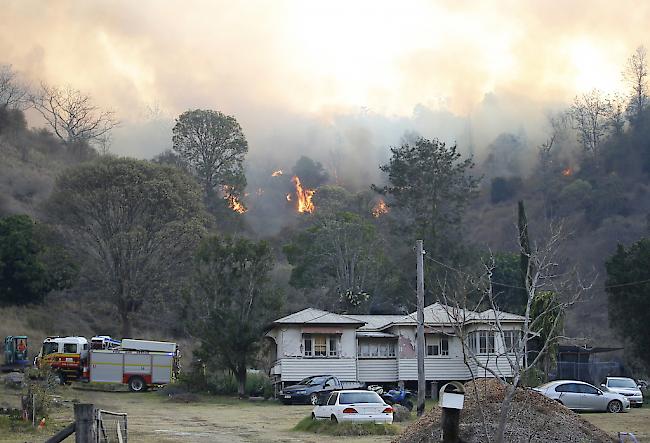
[{"left": 393, "top": 379, "right": 615, "bottom": 443}]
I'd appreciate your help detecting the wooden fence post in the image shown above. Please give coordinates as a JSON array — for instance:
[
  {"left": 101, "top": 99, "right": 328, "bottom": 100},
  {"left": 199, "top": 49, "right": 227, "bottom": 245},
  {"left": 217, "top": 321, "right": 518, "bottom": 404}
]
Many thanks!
[{"left": 74, "top": 403, "right": 96, "bottom": 443}]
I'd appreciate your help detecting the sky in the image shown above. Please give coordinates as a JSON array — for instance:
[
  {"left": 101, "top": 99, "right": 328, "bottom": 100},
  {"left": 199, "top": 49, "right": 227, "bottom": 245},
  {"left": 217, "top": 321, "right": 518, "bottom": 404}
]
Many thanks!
[{"left": 1, "top": 0, "right": 649, "bottom": 166}]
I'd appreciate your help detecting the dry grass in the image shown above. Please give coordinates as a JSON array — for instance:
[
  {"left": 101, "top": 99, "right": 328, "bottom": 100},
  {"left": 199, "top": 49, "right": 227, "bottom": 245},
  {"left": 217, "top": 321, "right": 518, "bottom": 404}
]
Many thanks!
[{"left": 582, "top": 407, "right": 650, "bottom": 441}]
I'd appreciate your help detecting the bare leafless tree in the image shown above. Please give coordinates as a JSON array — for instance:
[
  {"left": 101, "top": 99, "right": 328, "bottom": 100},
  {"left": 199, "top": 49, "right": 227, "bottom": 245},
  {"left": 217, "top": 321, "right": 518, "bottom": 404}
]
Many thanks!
[
  {"left": 0, "top": 64, "right": 29, "bottom": 110},
  {"left": 30, "top": 83, "right": 118, "bottom": 147},
  {"left": 623, "top": 46, "right": 648, "bottom": 126},
  {"left": 435, "top": 225, "right": 592, "bottom": 443},
  {"left": 569, "top": 89, "right": 613, "bottom": 158}
]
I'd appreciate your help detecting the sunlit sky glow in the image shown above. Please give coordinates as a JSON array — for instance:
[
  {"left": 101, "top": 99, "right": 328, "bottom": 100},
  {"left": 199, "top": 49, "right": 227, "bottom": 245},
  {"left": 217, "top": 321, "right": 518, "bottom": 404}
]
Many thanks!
[{"left": 1, "top": 0, "right": 648, "bottom": 141}]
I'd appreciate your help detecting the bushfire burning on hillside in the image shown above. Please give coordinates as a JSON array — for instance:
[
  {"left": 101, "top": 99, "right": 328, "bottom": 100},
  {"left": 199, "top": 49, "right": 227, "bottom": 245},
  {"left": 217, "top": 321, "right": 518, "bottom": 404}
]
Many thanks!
[
  {"left": 290, "top": 176, "right": 315, "bottom": 213},
  {"left": 222, "top": 185, "right": 247, "bottom": 213},
  {"left": 372, "top": 199, "right": 389, "bottom": 218}
]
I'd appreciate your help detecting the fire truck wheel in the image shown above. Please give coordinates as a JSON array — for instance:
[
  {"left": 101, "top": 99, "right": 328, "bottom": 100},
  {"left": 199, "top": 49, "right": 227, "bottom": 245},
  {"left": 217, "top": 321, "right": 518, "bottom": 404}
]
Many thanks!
[{"left": 128, "top": 376, "right": 147, "bottom": 392}]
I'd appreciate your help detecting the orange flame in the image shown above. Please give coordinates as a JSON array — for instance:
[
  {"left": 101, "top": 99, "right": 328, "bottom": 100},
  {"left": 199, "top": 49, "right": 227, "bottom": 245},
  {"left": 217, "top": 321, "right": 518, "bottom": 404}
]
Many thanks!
[
  {"left": 291, "top": 176, "right": 315, "bottom": 213},
  {"left": 226, "top": 195, "right": 247, "bottom": 213},
  {"left": 222, "top": 185, "right": 247, "bottom": 214},
  {"left": 562, "top": 167, "right": 573, "bottom": 177},
  {"left": 271, "top": 170, "right": 283, "bottom": 177},
  {"left": 372, "top": 199, "right": 389, "bottom": 218},
  {"left": 286, "top": 193, "right": 292, "bottom": 201}
]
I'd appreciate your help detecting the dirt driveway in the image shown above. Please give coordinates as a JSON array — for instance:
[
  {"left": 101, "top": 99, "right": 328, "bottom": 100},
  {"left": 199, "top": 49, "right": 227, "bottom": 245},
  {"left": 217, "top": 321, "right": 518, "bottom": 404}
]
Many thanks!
[{"left": 0, "top": 384, "right": 396, "bottom": 443}]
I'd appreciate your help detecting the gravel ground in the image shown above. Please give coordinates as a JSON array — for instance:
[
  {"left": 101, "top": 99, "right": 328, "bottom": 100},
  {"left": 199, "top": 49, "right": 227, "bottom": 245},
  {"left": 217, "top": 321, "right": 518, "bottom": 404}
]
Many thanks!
[{"left": 393, "top": 379, "right": 616, "bottom": 443}]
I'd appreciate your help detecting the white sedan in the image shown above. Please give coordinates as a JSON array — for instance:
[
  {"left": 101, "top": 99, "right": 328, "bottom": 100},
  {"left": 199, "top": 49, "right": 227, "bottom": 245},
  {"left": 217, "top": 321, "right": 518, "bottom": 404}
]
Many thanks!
[
  {"left": 534, "top": 380, "right": 630, "bottom": 413},
  {"left": 312, "top": 390, "right": 394, "bottom": 424}
]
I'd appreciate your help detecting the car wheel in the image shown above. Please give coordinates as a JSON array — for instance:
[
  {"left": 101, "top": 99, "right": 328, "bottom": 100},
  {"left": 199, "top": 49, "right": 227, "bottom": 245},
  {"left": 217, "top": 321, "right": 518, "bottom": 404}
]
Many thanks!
[
  {"left": 607, "top": 400, "right": 623, "bottom": 413},
  {"left": 310, "top": 393, "right": 319, "bottom": 405},
  {"left": 330, "top": 414, "right": 338, "bottom": 423},
  {"left": 128, "top": 376, "right": 146, "bottom": 393}
]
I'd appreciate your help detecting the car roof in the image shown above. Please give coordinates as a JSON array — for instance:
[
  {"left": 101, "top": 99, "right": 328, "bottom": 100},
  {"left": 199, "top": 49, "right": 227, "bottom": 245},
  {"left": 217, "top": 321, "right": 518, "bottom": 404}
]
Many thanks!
[
  {"left": 606, "top": 376, "right": 634, "bottom": 380},
  {"left": 335, "top": 389, "right": 380, "bottom": 394},
  {"left": 548, "top": 380, "right": 594, "bottom": 385}
]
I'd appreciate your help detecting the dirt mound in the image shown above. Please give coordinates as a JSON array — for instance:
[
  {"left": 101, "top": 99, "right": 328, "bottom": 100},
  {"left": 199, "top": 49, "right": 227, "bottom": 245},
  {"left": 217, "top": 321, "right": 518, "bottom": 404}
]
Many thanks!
[{"left": 393, "top": 379, "right": 615, "bottom": 443}]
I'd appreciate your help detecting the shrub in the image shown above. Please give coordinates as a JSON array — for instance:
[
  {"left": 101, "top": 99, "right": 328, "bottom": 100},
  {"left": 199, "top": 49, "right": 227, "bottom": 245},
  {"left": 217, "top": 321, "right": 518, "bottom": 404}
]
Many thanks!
[
  {"left": 293, "top": 416, "right": 399, "bottom": 436},
  {"left": 182, "top": 369, "right": 274, "bottom": 397}
]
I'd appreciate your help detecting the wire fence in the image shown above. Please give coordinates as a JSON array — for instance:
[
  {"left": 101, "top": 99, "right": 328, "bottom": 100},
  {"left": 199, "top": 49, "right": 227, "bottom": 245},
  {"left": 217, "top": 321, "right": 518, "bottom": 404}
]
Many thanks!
[{"left": 96, "top": 409, "right": 128, "bottom": 443}]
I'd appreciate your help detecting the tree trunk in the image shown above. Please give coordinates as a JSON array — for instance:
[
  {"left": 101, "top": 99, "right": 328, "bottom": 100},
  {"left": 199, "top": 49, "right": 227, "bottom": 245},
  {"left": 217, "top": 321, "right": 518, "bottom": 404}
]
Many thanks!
[
  {"left": 495, "top": 384, "right": 516, "bottom": 443},
  {"left": 120, "top": 310, "right": 131, "bottom": 338},
  {"left": 236, "top": 368, "right": 247, "bottom": 398}
]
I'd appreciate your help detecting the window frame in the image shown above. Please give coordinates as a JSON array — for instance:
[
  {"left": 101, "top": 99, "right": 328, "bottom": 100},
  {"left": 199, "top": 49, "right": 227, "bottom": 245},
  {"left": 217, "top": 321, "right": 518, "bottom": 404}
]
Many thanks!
[
  {"left": 425, "top": 335, "right": 450, "bottom": 357},
  {"left": 303, "top": 334, "right": 341, "bottom": 358},
  {"left": 468, "top": 330, "right": 495, "bottom": 355},
  {"left": 357, "top": 340, "right": 396, "bottom": 359}
]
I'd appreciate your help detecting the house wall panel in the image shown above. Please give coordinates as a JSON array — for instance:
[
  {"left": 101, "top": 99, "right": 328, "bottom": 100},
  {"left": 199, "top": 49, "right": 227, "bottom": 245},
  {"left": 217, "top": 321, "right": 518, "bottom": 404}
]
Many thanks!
[{"left": 357, "top": 359, "right": 398, "bottom": 382}]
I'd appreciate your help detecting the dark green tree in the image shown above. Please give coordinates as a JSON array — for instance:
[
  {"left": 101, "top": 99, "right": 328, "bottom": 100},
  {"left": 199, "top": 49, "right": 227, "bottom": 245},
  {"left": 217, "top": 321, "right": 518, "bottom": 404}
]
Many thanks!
[
  {"left": 284, "top": 211, "right": 383, "bottom": 312},
  {"left": 490, "top": 252, "right": 526, "bottom": 314},
  {"left": 374, "top": 137, "right": 479, "bottom": 248},
  {"left": 172, "top": 109, "right": 248, "bottom": 197},
  {"left": 46, "top": 157, "right": 206, "bottom": 336},
  {"left": 291, "top": 155, "right": 329, "bottom": 189},
  {"left": 0, "top": 214, "right": 76, "bottom": 305},
  {"left": 373, "top": 137, "right": 479, "bottom": 305},
  {"left": 606, "top": 238, "right": 650, "bottom": 368},
  {"left": 190, "top": 236, "right": 281, "bottom": 397}
]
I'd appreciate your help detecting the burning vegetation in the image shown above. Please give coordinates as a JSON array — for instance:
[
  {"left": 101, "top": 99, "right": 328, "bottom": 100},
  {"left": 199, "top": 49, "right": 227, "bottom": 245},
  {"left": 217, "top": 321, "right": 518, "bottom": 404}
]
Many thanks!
[
  {"left": 290, "top": 176, "right": 315, "bottom": 213},
  {"left": 222, "top": 185, "right": 247, "bottom": 214},
  {"left": 271, "top": 169, "right": 283, "bottom": 177},
  {"left": 372, "top": 199, "right": 389, "bottom": 218},
  {"left": 562, "top": 167, "right": 574, "bottom": 176}
]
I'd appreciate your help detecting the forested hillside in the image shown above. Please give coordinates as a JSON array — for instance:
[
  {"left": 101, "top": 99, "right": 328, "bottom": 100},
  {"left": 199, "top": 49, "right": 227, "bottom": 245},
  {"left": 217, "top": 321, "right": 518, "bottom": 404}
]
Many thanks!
[{"left": 1, "top": 46, "right": 650, "bottom": 374}]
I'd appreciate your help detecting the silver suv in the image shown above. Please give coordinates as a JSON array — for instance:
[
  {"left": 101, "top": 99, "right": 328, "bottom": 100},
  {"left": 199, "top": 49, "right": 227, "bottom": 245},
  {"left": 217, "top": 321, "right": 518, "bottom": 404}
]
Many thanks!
[{"left": 601, "top": 377, "right": 644, "bottom": 407}]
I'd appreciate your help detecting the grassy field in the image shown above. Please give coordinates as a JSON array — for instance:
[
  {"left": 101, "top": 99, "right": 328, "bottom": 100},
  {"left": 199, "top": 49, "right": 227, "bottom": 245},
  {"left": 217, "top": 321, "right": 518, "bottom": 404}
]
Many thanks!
[{"left": 583, "top": 407, "right": 650, "bottom": 441}]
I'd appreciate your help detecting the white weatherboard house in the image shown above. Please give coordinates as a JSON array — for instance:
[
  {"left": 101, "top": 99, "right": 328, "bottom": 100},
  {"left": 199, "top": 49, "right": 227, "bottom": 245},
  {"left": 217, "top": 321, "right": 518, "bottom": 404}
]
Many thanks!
[{"left": 265, "top": 303, "right": 525, "bottom": 390}]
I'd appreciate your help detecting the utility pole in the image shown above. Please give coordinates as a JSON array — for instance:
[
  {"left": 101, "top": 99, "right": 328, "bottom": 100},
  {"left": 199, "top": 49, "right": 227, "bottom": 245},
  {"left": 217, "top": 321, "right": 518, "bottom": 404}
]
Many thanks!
[{"left": 416, "top": 240, "right": 425, "bottom": 416}]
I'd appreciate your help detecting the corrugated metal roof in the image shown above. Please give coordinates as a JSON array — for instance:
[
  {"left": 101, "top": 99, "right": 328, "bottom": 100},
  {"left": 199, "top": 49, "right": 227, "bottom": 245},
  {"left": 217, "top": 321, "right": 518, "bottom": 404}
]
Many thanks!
[
  {"left": 349, "top": 315, "right": 404, "bottom": 331},
  {"left": 383, "top": 303, "right": 524, "bottom": 327},
  {"left": 274, "top": 308, "right": 365, "bottom": 325}
]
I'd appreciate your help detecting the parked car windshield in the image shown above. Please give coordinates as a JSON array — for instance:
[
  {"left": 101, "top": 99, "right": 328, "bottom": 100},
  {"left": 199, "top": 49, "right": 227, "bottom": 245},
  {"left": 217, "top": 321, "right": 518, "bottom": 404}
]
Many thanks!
[
  {"left": 609, "top": 378, "right": 637, "bottom": 388},
  {"left": 339, "top": 392, "right": 383, "bottom": 404},
  {"left": 298, "top": 376, "right": 328, "bottom": 386}
]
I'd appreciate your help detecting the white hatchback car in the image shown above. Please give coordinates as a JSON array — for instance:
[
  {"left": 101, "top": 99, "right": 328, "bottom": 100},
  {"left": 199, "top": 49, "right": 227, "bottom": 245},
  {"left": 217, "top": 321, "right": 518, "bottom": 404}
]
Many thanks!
[{"left": 312, "top": 390, "right": 394, "bottom": 424}]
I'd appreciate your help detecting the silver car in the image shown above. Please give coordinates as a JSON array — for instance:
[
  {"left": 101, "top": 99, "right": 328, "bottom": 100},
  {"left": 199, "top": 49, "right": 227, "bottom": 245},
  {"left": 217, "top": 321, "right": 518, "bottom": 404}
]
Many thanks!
[
  {"left": 534, "top": 380, "right": 630, "bottom": 413},
  {"left": 601, "top": 377, "right": 644, "bottom": 407}
]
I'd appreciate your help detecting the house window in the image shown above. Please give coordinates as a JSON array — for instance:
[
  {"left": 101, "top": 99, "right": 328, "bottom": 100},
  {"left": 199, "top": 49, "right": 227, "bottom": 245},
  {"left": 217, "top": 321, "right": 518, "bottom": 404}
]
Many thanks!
[
  {"left": 441, "top": 337, "right": 449, "bottom": 356},
  {"left": 357, "top": 340, "right": 395, "bottom": 358},
  {"left": 304, "top": 335, "right": 313, "bottom": 356},
  {"left": 503, "top": 330, "right": 521, "bottom": 352},
  {"left": 314, "top": 336, "right": 327, "bottom": 356},
  {"left": 303, "top": 334, "right": 340, "bottom": 358},
  {"left": 468, "top": 331, "right": 495, "bottom": 355},
  {"left": 426, "top": 336, "right": 449, "bottom": 357},
  {"left": 479, "top": 331, "right": 495, "bottom": 354}
]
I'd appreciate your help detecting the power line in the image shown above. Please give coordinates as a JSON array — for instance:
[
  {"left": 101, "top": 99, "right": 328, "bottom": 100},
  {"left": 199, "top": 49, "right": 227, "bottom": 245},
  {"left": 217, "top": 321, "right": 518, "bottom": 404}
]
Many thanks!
[{"left": 424, "top": 255, "right": 650, "bottom": 291}]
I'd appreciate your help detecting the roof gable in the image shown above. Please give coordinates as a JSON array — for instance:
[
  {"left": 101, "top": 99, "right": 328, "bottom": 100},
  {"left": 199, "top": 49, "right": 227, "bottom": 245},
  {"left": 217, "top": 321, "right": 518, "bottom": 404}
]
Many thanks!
[{"left": 273, "top": 308, "right": 365, "bottom": 325}]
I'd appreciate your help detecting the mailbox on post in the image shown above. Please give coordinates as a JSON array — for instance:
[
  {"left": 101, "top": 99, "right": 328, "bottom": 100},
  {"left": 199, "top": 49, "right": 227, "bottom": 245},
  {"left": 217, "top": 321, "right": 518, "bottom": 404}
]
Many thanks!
[
  {"left": 439, "top": 382, "right": 465, "bottom": 409},
  {"left": 439, "top": 382, "right": 465, "bottom": 443}
]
